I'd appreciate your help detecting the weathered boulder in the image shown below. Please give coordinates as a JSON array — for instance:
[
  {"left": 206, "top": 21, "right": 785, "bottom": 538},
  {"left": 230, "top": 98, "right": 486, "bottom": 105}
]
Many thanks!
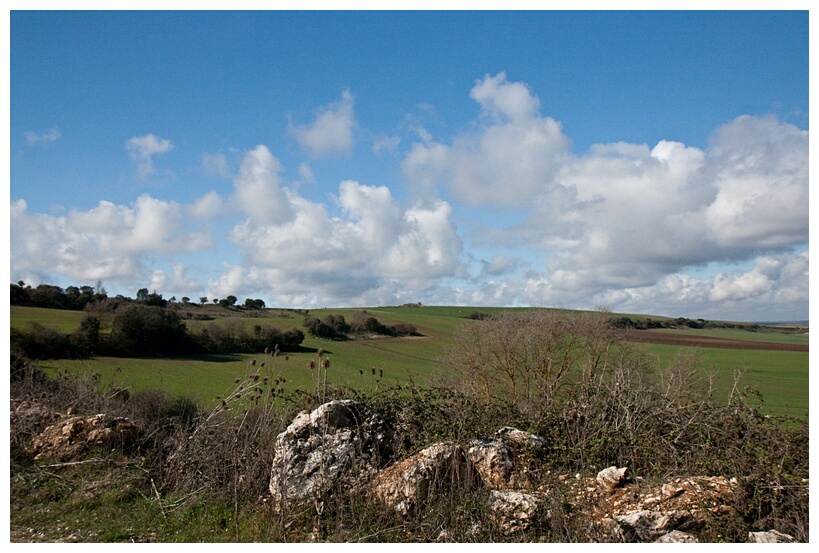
[
  {"left": 27, "top": 414, "right": 139, "bottom": 461},
  {"left": 596, "top": 475, "right": 738, "bottom": 542},
  {"left": 748, "top": 529, "right": 796, "bottom": 543},
  {"left": 467, "top": 427, "right": 546, "bottom": 490},
  {"left": 495, "top": 426, "right": 547, "bottom": 449},
  {"left": 268, "top": 399, "right": 392, "bottom": 510},
  {"left": 10, "top": 399, "right": 60, "bottom": 440},
  {"left": 655, "top": 530, "right": 699, "bottom": 543},
  {"left": 466, "top": 438, "right": 514, "bottom": 489},
  {"left": 614, "top": 509, "right": 693, "bottom": 542},
  {"left": 489, "top": 489, "right": 546, "bottom": 534},
  {"left": 596, "top": 466, "right": 631, "bottom": 493},
  {"left": 371, "top": 442, "right": 476, "bottom": 517}
]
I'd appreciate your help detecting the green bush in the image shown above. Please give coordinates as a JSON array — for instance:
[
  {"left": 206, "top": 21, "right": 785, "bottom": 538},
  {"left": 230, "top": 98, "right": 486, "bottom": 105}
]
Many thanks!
[{"left": 108, "top": 305, "right": 192, "bottom": 356}]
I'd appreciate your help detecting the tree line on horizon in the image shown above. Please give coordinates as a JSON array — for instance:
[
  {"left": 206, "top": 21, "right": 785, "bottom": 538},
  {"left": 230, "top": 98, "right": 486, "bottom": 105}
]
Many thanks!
[
  {"left": 9, "top": 281, "right": 417, "bottom": 362},
  {"left": 10, "top": 281, "right": 269, "bottom": 312},
  {"left": 10, "top": 281, "right": 304, "bottom": 361}
]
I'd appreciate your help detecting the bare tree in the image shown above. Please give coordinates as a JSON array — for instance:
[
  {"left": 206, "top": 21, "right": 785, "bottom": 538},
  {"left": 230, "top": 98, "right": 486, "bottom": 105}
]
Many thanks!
[{"left": 442, "top": 309, "right": 627, "bottom": 414}]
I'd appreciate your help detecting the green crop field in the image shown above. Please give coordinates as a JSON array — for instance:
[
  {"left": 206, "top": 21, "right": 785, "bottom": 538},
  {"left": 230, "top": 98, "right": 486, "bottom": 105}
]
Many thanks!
[
  {"left": 640, "top": 326, "right": 809, "bottom": 346},
  {"left": 640, "top": 344, "right": 808, "bottom": 417},
  {"left": 10, "top": 306, "right": 90, "bottom": 333},
  {"left": 13, "top": 305, "right": 809, "bottom": 418}
]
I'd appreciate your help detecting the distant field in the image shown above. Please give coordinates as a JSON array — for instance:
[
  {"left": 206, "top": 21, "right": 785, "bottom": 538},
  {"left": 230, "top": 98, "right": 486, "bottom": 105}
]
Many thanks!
[
  {"left": 10, "top": 306, "right": 89, "bottom": 333},
  {"left": 640, "top": 326, "right": 808, "bottom": 344},
  {"left": 640, "top": 344, "right": 808, "bottom": 417},
  {"left": 629, "top": 328, "right": 808, "bottom": 352},
  {"left": 13, "top": 305, "right": 809, "bottom": 417}
]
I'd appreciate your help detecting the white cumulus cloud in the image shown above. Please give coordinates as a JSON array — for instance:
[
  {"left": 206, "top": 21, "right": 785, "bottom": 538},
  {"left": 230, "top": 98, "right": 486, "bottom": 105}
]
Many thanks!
[
  {"left": 231, "top": 145, "right": 293, "bottom": 225},
  {"left": 10, "top": 194, "right": 212, "bottom": 286},
  {"left": 125, "top": 134, "right": 173, "bottom": 178},
  {"left": 222, "top": 169, "right": 463, "bottom": 305},
  {"left": 401, "top": 74, "right": 807, "bottom": 317},
  {"left": 403, "top": 73, "right": 571, "bottom": 206},
  {"left": 290, "top": 90, "right": 356, "bottom": 157}
]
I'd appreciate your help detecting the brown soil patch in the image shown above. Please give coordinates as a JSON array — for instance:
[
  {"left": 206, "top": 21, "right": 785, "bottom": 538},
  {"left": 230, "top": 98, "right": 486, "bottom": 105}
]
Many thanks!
[{"left": 627, "top": 330, "right": 808, "bottom": 352}]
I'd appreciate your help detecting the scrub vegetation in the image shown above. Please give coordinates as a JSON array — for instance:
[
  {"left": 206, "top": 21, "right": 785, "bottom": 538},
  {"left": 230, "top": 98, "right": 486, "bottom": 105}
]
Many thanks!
[{"left": 9, "top": 283, "right": 809, "bottom": 542}]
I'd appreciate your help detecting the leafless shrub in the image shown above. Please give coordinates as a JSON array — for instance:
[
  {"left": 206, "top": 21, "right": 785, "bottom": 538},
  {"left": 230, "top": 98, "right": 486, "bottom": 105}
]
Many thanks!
[{"left": 442, "top": 309, "right": 626, "bottom": 415}]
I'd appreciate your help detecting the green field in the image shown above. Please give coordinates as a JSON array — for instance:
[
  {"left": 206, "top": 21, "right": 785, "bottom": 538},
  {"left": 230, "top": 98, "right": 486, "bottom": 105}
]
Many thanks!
[
  {"left": 640, "top": 344, "right": 808, "bottom": 417},
  {"left": 13, "top": 305, "right": 809, "bottom": 417},
  {"left": 10, "top": 306, "right": 90, "bottom": 333},
  {"left": 640, "top": 326, "right": 809, "bottom": 346}
]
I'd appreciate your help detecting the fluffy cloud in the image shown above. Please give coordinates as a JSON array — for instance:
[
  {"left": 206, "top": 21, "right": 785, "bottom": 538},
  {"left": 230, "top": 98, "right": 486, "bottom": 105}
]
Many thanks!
[
  {"left": 24, "top": 127, "right": 60, "bottom": 146},
  {"left": 231, "top": 145, "right": 293, "bottom": 225},
  {"left": 188, "top": 190, "right": 223, "bottom": 219},
  {"left": 290, "top": 90, "right": 356, "bottom": 157},
  {"left": 10, "top": 195, "right": 212, "bottom": 285},
  {"left": 403, "top": 72, "right": 571, "bottom": 205},
  {"left": 148, "top": 264, "right": 203, "bottom": 297},
  {"left": 596, "top": 251, "right": 809, "bottom": 321},
  {"left": 703, "top": 115, "right": 808, "bottom": 248},
  {"left": 125, "top": 134, "right": 173, "bottom": 178},
  {"left": 532, "top": 115, "right": 808, "bottom": 296},
  {"left": 214, "top": 143, "right": 463, "bottom": 304},
  {"left": 223, "top": 175, "right": 462, "bottom": 305},
  {"left": 479, "top": 254, "right": 519, "bottom": 277},
  {"left": 403, "top": 74, "right": 808, "bottom": 317},
  {"left": 9, "top": 74, "right": 807, "bottom": 321}
]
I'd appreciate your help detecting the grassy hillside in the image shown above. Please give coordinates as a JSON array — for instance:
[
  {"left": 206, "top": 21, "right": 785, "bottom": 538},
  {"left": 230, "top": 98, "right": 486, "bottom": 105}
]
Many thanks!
[
  {"left": 12, "top": 304, "right": 809, "bottom": 417},
  {"left": 10, "top": 304, "right": 809, "bottom": 543}
]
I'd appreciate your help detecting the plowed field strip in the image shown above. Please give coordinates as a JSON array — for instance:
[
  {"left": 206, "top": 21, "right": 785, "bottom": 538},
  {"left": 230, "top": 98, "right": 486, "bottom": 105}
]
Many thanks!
[{"left": 627, "top": 330, "right": 808, "bottom": 352}]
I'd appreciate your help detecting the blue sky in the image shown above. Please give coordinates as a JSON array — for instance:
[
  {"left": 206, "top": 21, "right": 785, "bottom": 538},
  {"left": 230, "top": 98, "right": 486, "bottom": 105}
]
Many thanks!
[{"left": 7, "top": 8, "right": 810, "bottom": 321}]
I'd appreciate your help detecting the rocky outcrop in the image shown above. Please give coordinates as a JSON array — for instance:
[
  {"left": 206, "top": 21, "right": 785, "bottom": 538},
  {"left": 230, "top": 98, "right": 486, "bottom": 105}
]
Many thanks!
[
  {"left": 655, "top": 529, "right": 699, "bottom": 543},
  {"left": 489, "top": 489, "right": 547, "bottom": 534},
  {"left": 596, "top": 465, "right": 631, "bottom": 493},
  {"left": 613, "top": 509, "right": 693, "bottom": 542},
  {"left": 748, "top": 529, "right": 796, "bottom": 543},
  {"left": 263, "top": 403, "right": 772, "bottom": 541},
  {"left": 466, "top": 427, "right": 546, "bottom": 490},
  {"left": 371, "top": 442, "right": 476, "bottom": 517},
  {"left": 268, "top": 399, "right": 393, "bottom": 511},
  {"left": 583, "top": 473, "right": 738, "bottom": 542},
  {"left": 466, "top": 437, "right": 514, "bottom": 489},
  {"left": 495, "top": 426, "right": 547, "bottom": 449},
  {"left": 11, "top": 399, "right": 61, "bottom": 435},
  {"left": 26, "top": 414, "right": 139, "bottom": 461}
]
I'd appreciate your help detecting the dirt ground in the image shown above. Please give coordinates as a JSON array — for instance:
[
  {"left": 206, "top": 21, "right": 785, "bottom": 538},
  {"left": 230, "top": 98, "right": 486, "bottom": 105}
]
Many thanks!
[{"left": 626, "top": 329, "right": 808, "bottom": 352}]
